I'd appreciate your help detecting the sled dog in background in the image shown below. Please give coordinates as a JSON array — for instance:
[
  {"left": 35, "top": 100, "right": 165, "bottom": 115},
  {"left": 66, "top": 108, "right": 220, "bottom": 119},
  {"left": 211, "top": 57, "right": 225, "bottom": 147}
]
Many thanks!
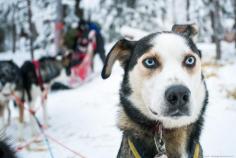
[
  {"left": 20, "top": 54, "right": 72, "bottom": 137},
  {"left": 0, "top": 60, "right": 24, "bottom": 133}
]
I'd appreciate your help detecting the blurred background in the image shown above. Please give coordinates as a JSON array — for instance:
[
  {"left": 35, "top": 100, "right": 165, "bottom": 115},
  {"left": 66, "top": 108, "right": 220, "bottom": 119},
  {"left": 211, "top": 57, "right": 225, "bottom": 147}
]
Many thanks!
[
  {"left": 0, "top": 0, "right": 235, "bottom": 56},
  {"left": 0, "top": 0, "right": 236, "bottom": 158}
]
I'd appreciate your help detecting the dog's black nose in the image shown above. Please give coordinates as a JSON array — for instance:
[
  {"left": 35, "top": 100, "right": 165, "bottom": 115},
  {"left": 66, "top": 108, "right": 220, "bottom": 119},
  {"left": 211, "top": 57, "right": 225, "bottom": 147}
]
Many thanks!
[{"left": 165, "top": 85, "right": 190, "bottom": 107}]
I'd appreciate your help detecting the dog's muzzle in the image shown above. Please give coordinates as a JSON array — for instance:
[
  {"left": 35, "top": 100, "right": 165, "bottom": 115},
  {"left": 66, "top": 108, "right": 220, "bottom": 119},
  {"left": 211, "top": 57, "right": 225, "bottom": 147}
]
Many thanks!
[{"left": 164, "top": 85, "right": 190, "bottom": 117}]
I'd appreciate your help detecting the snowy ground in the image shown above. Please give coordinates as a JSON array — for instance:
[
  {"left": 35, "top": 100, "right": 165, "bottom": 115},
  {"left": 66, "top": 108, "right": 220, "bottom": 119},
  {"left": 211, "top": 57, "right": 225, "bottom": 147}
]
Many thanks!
[{"left": 2, "top": 41, "right": 236, "bottom": 158}]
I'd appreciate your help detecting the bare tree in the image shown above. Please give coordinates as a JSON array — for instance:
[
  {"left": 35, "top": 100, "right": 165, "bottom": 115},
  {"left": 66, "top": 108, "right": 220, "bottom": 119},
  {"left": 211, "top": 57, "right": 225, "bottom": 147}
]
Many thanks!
[
  {"left": 172, "top": 0, "right": 176, "bottom": 23},
  {"left": 26, "top": 0, "right": 34, "bottom": 60},
  {"left": 186, "top": 0, "right": 190, "bottom": 21},
  {"left": 75, "top": 0, "right": 84, "bottom": 19},
  {"left": 127, "top": 0, "right": 136, "bottom": 8},
  {"left": 234, "top": 0, "right": 236, "bottom": 48},
  {"left": 212, "top": 0, "right": 222, "bottom": 59},
  {"left": 12, "top": 4, "right": 16, "bottom": 53},
  {"left": 55, "top": 0, "right": 63, "bottom": 54},
  {"left": 207, "top": 0, "right": 216, "bottom": 42}
]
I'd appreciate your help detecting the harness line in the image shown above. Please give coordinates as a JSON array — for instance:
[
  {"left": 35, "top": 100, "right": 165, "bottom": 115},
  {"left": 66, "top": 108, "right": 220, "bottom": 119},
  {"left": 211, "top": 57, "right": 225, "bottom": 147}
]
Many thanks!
[
  {"left": 128, "top": 138, "right": 142, "bottom": 158},
  {"left": 11, "top": 92, "right": 54, "bottom": 158},
  {"left": 16, "top": 134, "right": 42, "bottom": 151},
  {"left": 32, "top": 112, "right": 55, "bottom": 158},
  {"left": 193, "top": 143, "right": 200, "bottom": 158},
  {"left": 45, "top": 133, "right": 86, "bottom": 158},
  {"left": 12, "top": 92, "right": 86, "bottom": 158}
]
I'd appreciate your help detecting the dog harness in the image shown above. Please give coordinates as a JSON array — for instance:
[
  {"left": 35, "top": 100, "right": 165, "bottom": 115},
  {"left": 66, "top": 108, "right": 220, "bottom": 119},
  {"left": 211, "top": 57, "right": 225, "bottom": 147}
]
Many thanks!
[
  {"left": 128, "top": 125, "right": 201, "bottom": 158},
  {"left": 128, "top": 138, "right": 142, "bottom": 158},
  {"left": 32, "top": 60, "right": 44, "bottom": 91},
  {"left": 128, "top": 138, "right": 201, "bottom": 158}
]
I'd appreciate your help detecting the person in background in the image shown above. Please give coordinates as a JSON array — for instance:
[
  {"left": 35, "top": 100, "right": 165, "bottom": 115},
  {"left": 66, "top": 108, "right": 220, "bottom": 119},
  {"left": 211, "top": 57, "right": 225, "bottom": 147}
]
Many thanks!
[
  {"left": 72, "top": 19, "right": 92, "bottom": 65},
  {"left": 72, "top": 19, "right": 106, "bottom": 70},
  {"left": 87, "top": 21, "right": 106, "bottom": 66}
]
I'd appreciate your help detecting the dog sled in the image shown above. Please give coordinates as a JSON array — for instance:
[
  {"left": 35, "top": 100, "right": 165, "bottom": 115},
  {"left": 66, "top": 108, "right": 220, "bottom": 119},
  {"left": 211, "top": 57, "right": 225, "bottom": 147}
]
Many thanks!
[
  {"left": 51, "top": 53, "right": 94, "bottom": 90},
  {"left": 53, "top": 34, "right": 96, "bottom": 89},
  {"left": 67, "top": 53, "right": 93, "bottom": 88},
  {"left": 52, "top": 20, "right": 104, "bottom": 89}
]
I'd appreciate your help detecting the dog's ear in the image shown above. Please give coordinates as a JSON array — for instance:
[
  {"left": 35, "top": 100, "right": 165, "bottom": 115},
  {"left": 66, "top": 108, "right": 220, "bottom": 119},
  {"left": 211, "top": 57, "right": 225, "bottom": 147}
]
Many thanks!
[
  {"left": 172, "top": 24, "right": 198, "bottom": 38},
  {"left": 101, "top": 39, "right": 136, "bottom": 79}
]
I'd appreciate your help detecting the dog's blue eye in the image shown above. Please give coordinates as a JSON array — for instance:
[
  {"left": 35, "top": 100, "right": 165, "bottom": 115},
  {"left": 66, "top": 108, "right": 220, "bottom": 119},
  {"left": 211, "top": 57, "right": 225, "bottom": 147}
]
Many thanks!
[
  {"left": 143, "top": 58, "right": 158, "bottom": 68},
  {"left": 184, "top": 56, "right": 196, "bottom": 67}
]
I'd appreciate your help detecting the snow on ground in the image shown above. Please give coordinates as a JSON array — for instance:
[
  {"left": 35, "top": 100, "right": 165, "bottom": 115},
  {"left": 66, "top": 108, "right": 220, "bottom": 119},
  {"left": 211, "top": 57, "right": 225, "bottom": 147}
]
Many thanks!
[
  {"left": 200, "top": 42, "right": 236, "bottom": 157},
  {"left": 16, "top": 64, "right": 123, "bottom": 158},
  {"left": 1, "top": 41, "right": 236, "bottom": 158}
]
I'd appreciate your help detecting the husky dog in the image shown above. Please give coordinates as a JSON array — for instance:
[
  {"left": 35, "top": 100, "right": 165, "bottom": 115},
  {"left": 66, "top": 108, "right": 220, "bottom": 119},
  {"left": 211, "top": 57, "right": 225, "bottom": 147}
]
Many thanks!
[
  {"left": 102, "top": 24, "right": 208, "bottom": 158},
  {"left": 20, "top": 55, "right": 71, "bottom": 137},
  {"left": 0, "top": 61, "right": 23, "bottom": 131}
]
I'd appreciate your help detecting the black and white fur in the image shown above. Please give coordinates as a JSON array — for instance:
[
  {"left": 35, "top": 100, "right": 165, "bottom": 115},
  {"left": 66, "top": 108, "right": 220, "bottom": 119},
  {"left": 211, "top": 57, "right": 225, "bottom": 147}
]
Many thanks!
[
  {"left": 102, "top": 24, "right": 208, "bottom": 158},
  {"left": 0, "top": 138, "right": 17, "bottom": 158},
  {"left": 0, "top": 61, "right": 23, "bottom": 131},
  {"left": 0, "top": 56, "right": 70, "bottom": 140},
  {"left": 20, "top": 56, "right": 71, "bottom": 138}
]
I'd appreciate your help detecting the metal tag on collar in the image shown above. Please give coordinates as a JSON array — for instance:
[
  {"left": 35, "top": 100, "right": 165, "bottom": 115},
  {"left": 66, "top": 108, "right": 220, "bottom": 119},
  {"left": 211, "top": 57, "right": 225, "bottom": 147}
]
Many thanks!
[{"left": 154, "top": 124, "right": 168, "bottom": 158}]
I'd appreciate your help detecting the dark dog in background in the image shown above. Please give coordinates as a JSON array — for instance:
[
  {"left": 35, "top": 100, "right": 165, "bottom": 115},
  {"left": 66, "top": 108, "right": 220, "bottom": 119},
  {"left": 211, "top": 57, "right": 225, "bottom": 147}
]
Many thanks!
[
  {"left": 102, "top": 24, "right": 208, "bottom": 158},
  {"left": 20, "top": 55, "right": 71, "bottom": 137},
  {"left": 0, "top": 54, "right": 71, "bottom": 140},
  {"left": 0, "top": 61, "right": 23, "bottom": 133},
  {"left": 0, "top": 55, "right": 72, "bottom": 157}
]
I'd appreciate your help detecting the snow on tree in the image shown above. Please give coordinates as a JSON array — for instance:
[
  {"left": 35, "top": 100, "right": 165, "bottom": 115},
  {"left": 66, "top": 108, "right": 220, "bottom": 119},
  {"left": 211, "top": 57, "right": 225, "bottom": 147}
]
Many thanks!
[
  {"left": 0, "top": 0, "right": 235, "bottom": 59},
  {"left": 0, "top": 0, "right": 56, "bottom": 54}
]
